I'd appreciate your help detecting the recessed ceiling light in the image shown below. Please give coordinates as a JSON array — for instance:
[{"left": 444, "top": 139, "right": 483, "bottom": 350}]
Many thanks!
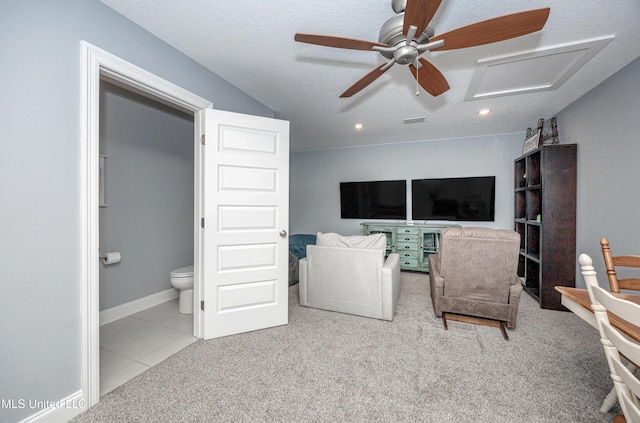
[
  {"left": 478, "top": 108, "right": 491, "bottom": 116},
  {"left": 354, "top": 123, "right": 364, "bottom": 130}
]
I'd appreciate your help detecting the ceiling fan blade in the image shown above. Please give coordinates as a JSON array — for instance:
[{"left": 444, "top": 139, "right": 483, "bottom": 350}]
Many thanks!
[
  {"left": 409, "top": 58, "right": 450, "bottom": 97},
  {"left": 294, "top": 33, "right": 386, "bottom": 51},
  {"left": 340, "top": 62, "right": 394, "bottom": 98},
  {"left": 404, "top": 0, "right": 443, "bottom": 36},
  {"left": 430, "top": 8, "right": 550, "bottom": 51}
]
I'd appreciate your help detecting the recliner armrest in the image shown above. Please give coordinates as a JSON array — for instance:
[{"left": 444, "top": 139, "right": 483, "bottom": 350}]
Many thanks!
[
  {"left": 383, "top": 253, "right": 400, "bottom": 271},
  {"left": 505, "top": 275, "right": 523, "bottom": 329},
  {"left": 299, "top": 257, "right": 308, "bottom": 306},
  {"left": 381, "top": 253, "right": 401, "bottom": 321},
  {"left": 429, "top": 254, "right": 445, "bottom": 317},
  {"left": 509, "top": 276, "right": 523, "bottom": 300}
]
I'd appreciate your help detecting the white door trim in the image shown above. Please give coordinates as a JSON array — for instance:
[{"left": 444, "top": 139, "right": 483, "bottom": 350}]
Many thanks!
[{"left": 81, "top": 41, "right": 212, "bottom": 410}]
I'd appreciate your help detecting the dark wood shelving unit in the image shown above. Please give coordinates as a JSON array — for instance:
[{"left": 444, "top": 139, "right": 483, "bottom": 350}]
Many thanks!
[{"left": 514, "top": 144, "right": 577, "bottom": 310}]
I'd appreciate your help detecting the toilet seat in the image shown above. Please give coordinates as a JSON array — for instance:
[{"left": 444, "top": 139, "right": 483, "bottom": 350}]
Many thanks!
[{"left": 170, "top": 265, "right": 194, "bottom": 279}]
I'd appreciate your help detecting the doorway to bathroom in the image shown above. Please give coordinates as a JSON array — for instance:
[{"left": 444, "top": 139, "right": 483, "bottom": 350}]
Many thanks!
[
  {"left": 97, "top": 80, "right": 197, "bottom": 395},
  {"left": 82, "top": 42, "right": 290, "bottom": 411},
  {"left": 81, "top": 42, "right": 212, "bottom": 409}
]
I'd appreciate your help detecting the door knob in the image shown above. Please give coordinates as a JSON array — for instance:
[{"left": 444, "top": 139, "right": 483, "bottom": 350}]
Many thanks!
[{"left": 279, "top": 230, "right": 287, "bottom": 238}]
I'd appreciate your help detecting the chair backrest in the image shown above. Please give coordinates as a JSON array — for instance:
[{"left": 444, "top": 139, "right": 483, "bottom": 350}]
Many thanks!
[
  {"left": 580, "top": 254, "right": 640, "bottom": 423},
  {"left": 439, "top": 227, "right": 520, "bottom": 304},
  {"left": 305, "top": 233, "right": 388, "bottom": 300},
  {"left": 601, "top": 237, "right": 640, "bottom": 293},
  {"left": 607, "top": 329, "right": 640, "bottom": 423}
]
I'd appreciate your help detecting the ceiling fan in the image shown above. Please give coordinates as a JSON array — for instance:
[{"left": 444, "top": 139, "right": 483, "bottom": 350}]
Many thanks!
[{"left": 294, "top": 0, "right": 550, "bottom": 98}]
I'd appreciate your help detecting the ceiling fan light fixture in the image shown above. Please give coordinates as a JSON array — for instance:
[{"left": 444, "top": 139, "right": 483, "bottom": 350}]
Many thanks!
[
  {"left": 391, "top": 0, "right": 407, "bottom": 14},
  {"left": 378, "top": 13, "right": 434, "bottom": 60}
]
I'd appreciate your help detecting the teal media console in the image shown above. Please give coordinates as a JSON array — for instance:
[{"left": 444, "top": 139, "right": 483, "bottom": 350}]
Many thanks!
[{"left": 361, "top": 222, "right": 460, "bottom": 272}]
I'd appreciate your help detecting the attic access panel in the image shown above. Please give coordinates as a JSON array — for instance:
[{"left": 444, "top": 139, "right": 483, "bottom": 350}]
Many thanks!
[{"left": 465, "top": 35, "right": 614, "bottom": 101}]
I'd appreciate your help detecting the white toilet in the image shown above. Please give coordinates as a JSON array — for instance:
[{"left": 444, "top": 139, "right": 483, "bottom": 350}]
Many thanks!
[{"left": 170, "top": 265, "right": 194, "bottom": 314}]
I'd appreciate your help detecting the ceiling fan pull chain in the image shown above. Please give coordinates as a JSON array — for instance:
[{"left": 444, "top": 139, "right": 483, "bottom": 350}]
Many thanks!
[{"left": 415, "top": 58, "right": 420, "bottom": 96}]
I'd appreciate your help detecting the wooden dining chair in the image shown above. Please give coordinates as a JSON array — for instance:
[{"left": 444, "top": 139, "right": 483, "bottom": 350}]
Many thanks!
[
  {"left": 601, "top": 238, "right": 640, "bottom": 293},
  {"left": 580, "top": 254, "right": 640, "bottom": 423}
]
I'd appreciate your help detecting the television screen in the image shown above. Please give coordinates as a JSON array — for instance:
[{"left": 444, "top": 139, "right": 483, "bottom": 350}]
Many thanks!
[
  {"left": 411, "top": 176, "right": 495, "bottom": 221},
  {"left": 340, "top": 180, "right": 407, "bottom": 219}
]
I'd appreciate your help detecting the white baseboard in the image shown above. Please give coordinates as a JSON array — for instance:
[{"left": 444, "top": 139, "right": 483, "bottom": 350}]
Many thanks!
[
  {"left": 100, "top": 288, "right": 178, "bottom": 325},
  {"left": 18, "top": 390, "right": 86, "bottom": 423}
]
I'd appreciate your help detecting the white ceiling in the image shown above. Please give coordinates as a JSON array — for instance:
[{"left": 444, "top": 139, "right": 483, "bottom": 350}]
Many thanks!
[{"left": 99, "top": 0, "right": 640, "bottom": 152}]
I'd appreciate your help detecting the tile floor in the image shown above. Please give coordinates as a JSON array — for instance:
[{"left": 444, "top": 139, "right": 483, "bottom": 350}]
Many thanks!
[{"left": 99, "top": 299, "right": 196, "bottom": 396}]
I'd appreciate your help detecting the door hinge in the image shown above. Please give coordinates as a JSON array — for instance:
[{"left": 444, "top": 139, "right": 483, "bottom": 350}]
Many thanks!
[
  {"left": 201, "top": 218, "right": 205, "bottom": 228},
  {"left": 201, "top": 300, "right": 205, "bottom": 311},
  {"left": 201, "top": 134, "right": 205, "bottom": 145}
]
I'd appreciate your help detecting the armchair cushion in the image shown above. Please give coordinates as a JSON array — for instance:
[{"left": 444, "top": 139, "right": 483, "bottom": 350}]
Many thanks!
[{"left": 316, "top": 232, "right": 386, "bottom": 257}]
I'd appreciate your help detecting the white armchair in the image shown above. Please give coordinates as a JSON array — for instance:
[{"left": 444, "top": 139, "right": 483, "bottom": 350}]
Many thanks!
[{"left": 299, "top": 232, "right": 401, "bottom": 321}]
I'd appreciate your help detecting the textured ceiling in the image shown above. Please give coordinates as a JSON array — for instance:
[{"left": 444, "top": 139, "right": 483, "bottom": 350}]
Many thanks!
[{"left": 99, "top": 0, "right": 640, "bottom": 152}]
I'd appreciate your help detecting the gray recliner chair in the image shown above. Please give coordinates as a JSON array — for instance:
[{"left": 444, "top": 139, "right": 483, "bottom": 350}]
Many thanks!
[
  {"left": 429, "top": 227, "right": 522, "bottom": 338},
  {"left": 299, "top": 232, "right": 401, "bottom": 321}
]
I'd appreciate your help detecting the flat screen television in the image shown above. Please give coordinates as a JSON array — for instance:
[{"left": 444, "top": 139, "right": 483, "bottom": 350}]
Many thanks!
[
  {"left": 340, "top": 180, "right": 406, "bottom": 219},
  {"left": 411, "top": 176, "right": 495, "bottom": 221}
]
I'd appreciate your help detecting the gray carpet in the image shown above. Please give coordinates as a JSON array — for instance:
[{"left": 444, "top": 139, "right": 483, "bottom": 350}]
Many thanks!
[{"left": 72, "top": 272, "right": 620, "bottom": 422}]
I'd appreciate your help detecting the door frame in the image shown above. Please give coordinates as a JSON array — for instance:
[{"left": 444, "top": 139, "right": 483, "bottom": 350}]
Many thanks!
[{"left": 81, "top": 41, "right": 212, "bottom": 409}]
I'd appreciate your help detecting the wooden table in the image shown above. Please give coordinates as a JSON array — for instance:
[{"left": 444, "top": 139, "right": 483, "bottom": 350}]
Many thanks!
[
  {"left": 555, "top": 287, "right": 640, "bottom": 342},
  {"left": 555, "top": 286, "right": 640, "bottom": 413}
]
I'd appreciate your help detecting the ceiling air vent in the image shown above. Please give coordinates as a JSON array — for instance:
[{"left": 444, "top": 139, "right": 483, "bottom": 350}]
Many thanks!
[{"left": 403, "top": 116, "right": 427, "bottom": 124}]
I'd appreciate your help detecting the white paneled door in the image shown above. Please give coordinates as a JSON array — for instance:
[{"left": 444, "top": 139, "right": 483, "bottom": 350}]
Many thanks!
[{"left": 202, "top": 109, "right": 289, "bottom": 339}]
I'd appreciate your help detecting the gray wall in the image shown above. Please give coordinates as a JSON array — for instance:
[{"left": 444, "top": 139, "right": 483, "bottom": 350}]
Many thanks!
[
  {"left": 290, "top": 56, "right": 640, "bottom": 292},
  {"left": 0, "top": 1, "right": 273, "bottom": 421},
  {"left": 290, "top": 133, "right": 524, "bottom": 236},
  {"left": 557, "top": 56, "right": 640, "bottom": 288},
  {"left": 99, "top": 82, "right": 194, "bottom": 311}
]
